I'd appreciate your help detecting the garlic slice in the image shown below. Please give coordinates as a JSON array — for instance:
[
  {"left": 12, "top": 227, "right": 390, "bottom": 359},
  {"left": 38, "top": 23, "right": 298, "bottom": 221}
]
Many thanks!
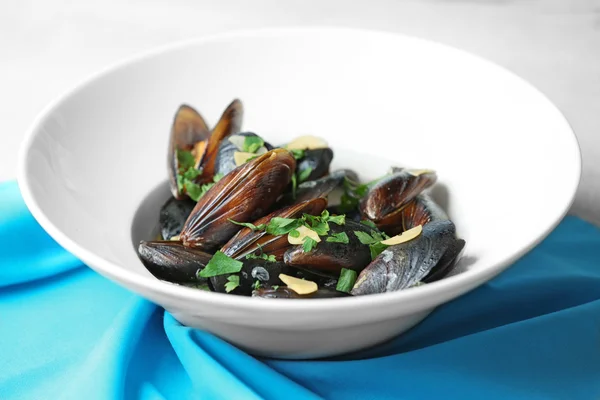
[
  {"left": 380, "top": 225, "right": 423, "bottom": 245},
  {"left": 287, "top": 225, "right": 321, "bottom": 245},
  {"left": 279, "top": 274, "right": 318, "bottom": 295},
  {"left": 233, "top": 151, "right": 256, "bottom": 166}
]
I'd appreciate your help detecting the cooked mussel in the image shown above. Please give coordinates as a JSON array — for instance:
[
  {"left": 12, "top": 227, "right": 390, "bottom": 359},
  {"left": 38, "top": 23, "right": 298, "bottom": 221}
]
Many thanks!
[
  {"left": 138, "top": 240, "right": 212, "bottom": 283},
  {"left": 288, "top": 266, "right": 338, "bottom": 289},
  {"left": 252, "top": 287, "right": 349, "bottom": 299},
  {"left": 220, "top": 198, "right": 327, "bottom": 260},
  {"left": 296, "top": 148, "right": 334, "bottom": 182},
  {"left": 283, "top": 220, "right": 373, "bottom": 273},
  {"left": 351, "top": 220, "right": 458, "bottom": 295},
  {"left": 376, "top": 194, "right": 448, "bottom": 236},
  {"left": 360, "top": 169, "right": 437, "bottom": 222},
  {"left": 159, "top": 197, "right": 196, "bottom": 240},
  {"left": 168, "top": 105, "right": 211, "bottom": 199},
  {"left": 214, "top": 132, "right": 274, "bottom": 177},
  {"left": 211, "top": 259, "right": 292, "bottom": 295},
  {"left": 180, "top": 149, "right": 295, "bottom": 251}
]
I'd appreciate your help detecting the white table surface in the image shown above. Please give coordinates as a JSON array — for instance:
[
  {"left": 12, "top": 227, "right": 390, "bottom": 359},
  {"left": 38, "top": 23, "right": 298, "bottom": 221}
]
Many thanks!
[{"left": 2, "top": 0, "right": 599, "bottom": 223}]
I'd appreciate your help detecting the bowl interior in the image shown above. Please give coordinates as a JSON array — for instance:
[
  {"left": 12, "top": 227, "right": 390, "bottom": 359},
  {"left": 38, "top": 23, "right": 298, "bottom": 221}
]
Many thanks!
[{"left": 19, "top": 28, "right": 580, "bottom": 306}]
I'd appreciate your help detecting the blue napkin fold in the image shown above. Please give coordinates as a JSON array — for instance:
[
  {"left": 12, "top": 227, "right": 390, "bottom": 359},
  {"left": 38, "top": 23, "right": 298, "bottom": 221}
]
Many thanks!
[{"left": 1, "top": 180, "right": 600, "bottom": 400}]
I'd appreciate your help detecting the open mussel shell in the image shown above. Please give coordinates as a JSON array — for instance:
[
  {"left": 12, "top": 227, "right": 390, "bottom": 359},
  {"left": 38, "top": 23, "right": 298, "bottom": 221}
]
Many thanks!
[
  {"left": 137, "top": 240, "right": 212, "bottom": 283},
  {"left": 214, "top": 132, "right": 274, "bottom": 177},
  {"left": 252, "top": 287, "right": 349, "bottom": 299},
  {"left": 351, "top": 220, "right": 458, "bottom": 295},
  {"left": 296, "top": 148, "right": 334, "bottom": 182},
  {"left": 159, "top": 197, "right": 196, "bottom": 240},
  {"left": 211, "top": 259, "right": 292, "bottom": 295},
  {"left": 376, "top": 194, "right": 448, "bottom": 236},
  {"left": 196, "top": 99, "right": 244, "bottom": 184},
  {"left": 360, "top": 169, "right": 437, "bottom": 222},
  {"left": 221, "top": 198, "right": 327, "bottom": 260},
  {"left": 180, "top": 149, "right": 295, "bottom": 251},
  {"left": 168, "top": 105, "right": 211, "bottom": 199},
  {"left": 423, "top": 238, "right": 466, "bottom": 283},
  {"left": 283, "top": 220, "right": 372, "bottom": 273}
]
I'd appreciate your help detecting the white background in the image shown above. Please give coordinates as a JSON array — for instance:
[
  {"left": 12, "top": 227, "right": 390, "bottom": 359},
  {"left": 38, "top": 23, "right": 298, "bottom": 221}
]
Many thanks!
[{"left": 2, "top": 0, "right": 599, "bottom": 223}]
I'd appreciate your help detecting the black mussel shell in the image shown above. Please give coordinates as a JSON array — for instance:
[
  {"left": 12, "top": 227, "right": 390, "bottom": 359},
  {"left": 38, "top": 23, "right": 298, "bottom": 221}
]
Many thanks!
[
  {"left": 375, "top": 194, "right": 448, "bottom": 236},
  {"left": 296, "top": 148, "right": 334, "bottom": 183},
  {"left": 283, "top": 220, "right": 372, "bottom": 273},
  {"left": 351, "top": 220, "right": 458, "bottom": 295},
  {"left": 159, "top": 197, "right": 196, "bottom": 240},
  {"left": 180, "top": 149, "right": 295, "bottom": 251},
  {"left": 360, "top": 169, "right": 437, "bottom": 222},
  {"left": 214, "top": 132, "right": 274, "bottom": 177},
  {"left": 288, "top": 169, "right": 358, "bottom": 204},
  {"left": 138, "top": 240, "right": 211, "bottom": 283},
  {"left": 211, "top": 259, "right": 292, "bottom": 295}
]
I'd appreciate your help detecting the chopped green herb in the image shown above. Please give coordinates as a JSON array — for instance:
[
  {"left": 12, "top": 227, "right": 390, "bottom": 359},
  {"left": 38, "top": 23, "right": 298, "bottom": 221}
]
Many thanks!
[
  {"left": 326, "top": 232, "right": 349, "bottom": 244},
  {"left": 302, "top": 237, "right": 318, "bottom": 253},
  {"left": 224, "top": 275, "right": 240, "bottom": 293},
  {"left": 228, "top": 219, "right": 266, "bottom": 231},
  {"left": 199, "top": 251, "right": 244, "bottom": 278},
  {"left": 266, "top": 217, "right": 304, "bottom": 236},
  {"left": 245, "top": 253, "right": 277, "bottom": 262},
  {"left": 289, "top": 229, "right": 300, "bottom": 238},
  {"left": 176, "top": 149, "right": 196, "bottom": 170},
  {"left": 185, "top": 181, "right": 203, "bottom": 201},
  {"left": 360, "top": 220, "right": 378, "bottom": 229},
  {"left": 354, "top": 230, "right": 379, "bottom": 245},
  {"left": 272, "top": 285, "right": 280, "bottom": 290},
  {"left": 243, "top": 136, "right": 264, "bottom": 153},
  {"left": 253, "top": 280, "right": 262, "bottom": 290},
  {"left": 298, "top": 167, "right": 313, "bottom": 183},
  {"left": 290, "top": 149, "right": 305, "bottom": 160},
  {"left": 336, "top": 268, "right": 358, "bottom": 293},
  {"left": 328, "top": 214, "right": 345, "bottom": 226},
  {"left": 310, "top": 220, "right": 330, "bottom": 236},
  {"left": 183, "top": 166, "right": 201, "bottom": 181},
  {"left": 369, "top": 242, "right": 389, "bottom": 260}
]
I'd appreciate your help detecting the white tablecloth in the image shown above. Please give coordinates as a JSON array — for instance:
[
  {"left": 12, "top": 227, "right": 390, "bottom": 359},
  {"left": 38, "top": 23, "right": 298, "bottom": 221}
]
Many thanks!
[{"left": 2, "top": 0, "right": 599, "bottom": 223}]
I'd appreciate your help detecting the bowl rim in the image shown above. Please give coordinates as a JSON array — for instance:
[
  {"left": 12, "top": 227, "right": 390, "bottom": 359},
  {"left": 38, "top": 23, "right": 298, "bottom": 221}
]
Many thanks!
[{"left": 17, "top": 26, "right": 582, "bottom": 312}]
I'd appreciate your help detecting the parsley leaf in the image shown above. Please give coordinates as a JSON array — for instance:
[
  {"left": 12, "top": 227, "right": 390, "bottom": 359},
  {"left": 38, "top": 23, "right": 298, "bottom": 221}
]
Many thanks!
[
  {"left": 224, "top": 275, "right": 240, "bottom": 293},
  {"left": 298, "top": 167, "right": 313, "bottom": 183},
  {"left": 253, "top": 280, "right": 262, "bottom": 290},
  {"left": 369, "top": 242, "right": 389, "bottom": 260},
  {"left": 176, "top": 149, "right": 196, "bottom": 170},
  {"left": 326, "top": 232, "right": 349, "bottom": 244},
  {"left": 289, "top": 229, "right": 300, "bottom": 238},
  {"left": 266, "top": 217, "right": 304, "bottom": 236},
  {"left": 213, "top": 173, "right": 224, "bottom": 182},
  {"left": 199, "top": 251, "right": 244, "bottom": 278},
  {"left": 228, "top": 219, "right": 266, "bottom": 231},
  {"left": 185, "top": 181, "right": 203, "bottom": 201},
  {"left": 302, "top": 237, "right": 318, "bottom": 253},
  {"left": 310, "top": 220, "right": 329, "bottom": 236},
  {"left": 245, "top": 253, "right": 277, "bottom": 262},
  {"left": 290, "top": 149, "right": 305, "bottom": 160},
  {"left": 336, "top": 268, "right": 358, "bottom": 293},
  {"left": 243, "top": 136, "right": 264, "bottom": 153},
  {"left": 272, "top": 285, "right": 280, "bottom": 290},
  {"left": 328, "top": 214, "right": 345, "bottom": 225},
  {"left": 354, "top": 231, "right": 379, "bottom": 245}
]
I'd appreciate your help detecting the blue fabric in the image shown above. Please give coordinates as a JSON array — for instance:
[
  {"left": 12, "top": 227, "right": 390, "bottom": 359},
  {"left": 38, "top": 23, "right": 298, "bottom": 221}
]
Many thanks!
[{"left": 1, "top": 180, "right": 600, "bottom": 400}]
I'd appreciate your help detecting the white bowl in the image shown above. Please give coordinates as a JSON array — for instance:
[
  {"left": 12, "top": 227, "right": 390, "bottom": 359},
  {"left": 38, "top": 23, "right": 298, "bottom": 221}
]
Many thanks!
[{"left": 18, "top": 28, "right": 580, "bottom": 359}]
